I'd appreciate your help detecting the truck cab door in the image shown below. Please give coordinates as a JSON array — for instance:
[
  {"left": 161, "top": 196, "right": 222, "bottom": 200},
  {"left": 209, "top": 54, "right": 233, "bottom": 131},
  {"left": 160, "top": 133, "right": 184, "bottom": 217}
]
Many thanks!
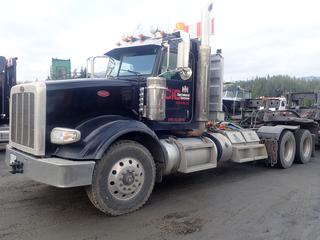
[{"left": 160, "top": 51, "right": 193, "bottom": 123}]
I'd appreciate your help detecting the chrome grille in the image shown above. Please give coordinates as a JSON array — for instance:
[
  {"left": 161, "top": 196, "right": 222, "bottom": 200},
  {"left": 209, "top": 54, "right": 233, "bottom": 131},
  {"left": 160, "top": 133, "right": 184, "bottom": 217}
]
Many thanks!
[{"left": 11, "top": 92, "right": 35, "bottom": 148}]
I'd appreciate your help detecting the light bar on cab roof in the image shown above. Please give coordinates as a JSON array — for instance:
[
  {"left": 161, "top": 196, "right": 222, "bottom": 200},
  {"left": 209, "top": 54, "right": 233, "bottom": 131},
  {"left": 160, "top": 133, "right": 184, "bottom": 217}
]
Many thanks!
[
  {"left": 116, "top": 17, "right": 214, "bottom": 47},
  {"left": 116, "top": 32, "right": 157, "bottom": 46}
]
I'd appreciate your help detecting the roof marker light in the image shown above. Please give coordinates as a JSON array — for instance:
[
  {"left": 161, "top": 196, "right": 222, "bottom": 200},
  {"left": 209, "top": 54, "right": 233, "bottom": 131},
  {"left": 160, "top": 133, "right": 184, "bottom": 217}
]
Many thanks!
[
  {"left": 150, "top": 25, "right": 158, "bottom": 35},
  {"left": 122, "top": 34, "right": 129, "bottom": 42},
  {"left": 138, "top": 34, "right": 144, "bottom": 40},
  {"left": 175, "top": 22, "right": 188, "bottom": 32}
]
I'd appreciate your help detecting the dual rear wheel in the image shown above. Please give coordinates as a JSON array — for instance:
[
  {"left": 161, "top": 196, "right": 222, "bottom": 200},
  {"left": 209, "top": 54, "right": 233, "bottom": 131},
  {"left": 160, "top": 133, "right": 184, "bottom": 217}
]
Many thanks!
[{"left": 277, "top": 129, "right": 313, "bottom": 169}]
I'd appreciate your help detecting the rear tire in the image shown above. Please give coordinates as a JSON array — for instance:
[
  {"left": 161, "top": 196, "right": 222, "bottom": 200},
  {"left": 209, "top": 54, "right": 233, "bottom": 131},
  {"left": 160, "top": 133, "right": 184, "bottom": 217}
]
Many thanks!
[
  {"left": 295, "top": 129, "right": 312, "bottom": 164},
  {"left": 86, "top": 140, "right": 156, "bottom": 216},
  {"left": 277, "top": 131, "right": 296, "bottom": 169}
]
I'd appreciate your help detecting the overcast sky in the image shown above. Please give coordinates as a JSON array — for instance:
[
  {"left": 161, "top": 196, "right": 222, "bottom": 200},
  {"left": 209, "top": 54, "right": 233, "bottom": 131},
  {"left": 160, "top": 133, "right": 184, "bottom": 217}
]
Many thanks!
[{"left": 1, "top": 0, "right": 320, "bottom": 82}]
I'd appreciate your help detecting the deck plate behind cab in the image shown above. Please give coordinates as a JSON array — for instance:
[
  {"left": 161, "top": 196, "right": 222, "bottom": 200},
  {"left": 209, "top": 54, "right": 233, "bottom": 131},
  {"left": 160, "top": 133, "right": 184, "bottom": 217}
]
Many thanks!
[{"left": 224, "top": 130, "right": 268, "bottom": 163}]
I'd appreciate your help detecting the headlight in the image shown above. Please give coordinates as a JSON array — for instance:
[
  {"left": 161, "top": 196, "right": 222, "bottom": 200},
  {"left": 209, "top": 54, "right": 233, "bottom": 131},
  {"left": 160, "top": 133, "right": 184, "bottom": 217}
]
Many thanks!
[{"left": 50, "top": 128, "right": 81, "bottom": 145}]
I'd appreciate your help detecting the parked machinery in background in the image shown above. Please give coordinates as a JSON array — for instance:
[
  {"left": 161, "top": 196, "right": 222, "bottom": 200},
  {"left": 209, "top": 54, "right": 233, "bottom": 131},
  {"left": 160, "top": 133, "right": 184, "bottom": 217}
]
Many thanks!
[
  {"left": 222, "top": 84, "right": 251, "bottom": 118},
  {"left": 237, "top": 96, "right": 319, "bottom": 146},
  {"left": 286, "top": 91, "right": 320, "bottom": 143},
  {"left": 50, "top": 58, "right": 71, "bottom": 80},
  {"left": 286, "top": 91, "right": 320, "bottom": 122}
]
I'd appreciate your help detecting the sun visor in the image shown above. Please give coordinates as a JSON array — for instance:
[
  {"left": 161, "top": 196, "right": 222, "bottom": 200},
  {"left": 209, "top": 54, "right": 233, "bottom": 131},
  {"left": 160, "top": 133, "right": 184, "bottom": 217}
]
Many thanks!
[{"left": 105, "top": 39, "right": 163, "bottom": 60}]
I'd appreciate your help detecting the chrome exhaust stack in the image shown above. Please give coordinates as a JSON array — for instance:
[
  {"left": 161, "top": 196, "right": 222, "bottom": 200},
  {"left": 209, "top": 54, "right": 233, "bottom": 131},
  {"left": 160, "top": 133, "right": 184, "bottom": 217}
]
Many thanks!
[
  {"left": 195, "top": 2, "right": 213, "bottom": 131},
  {"left": 200, "top": 2, "right": 213, "bottom": 47}
]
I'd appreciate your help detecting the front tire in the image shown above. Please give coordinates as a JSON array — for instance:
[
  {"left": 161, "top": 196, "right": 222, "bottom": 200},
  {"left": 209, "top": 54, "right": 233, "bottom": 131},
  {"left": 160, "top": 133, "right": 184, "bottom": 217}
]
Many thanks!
[
  {"left": 277, "top": 130, "right": 296, "bottom": 169},
  {"left": 86, "top": 140, "right": 155, "bottom": 216}
]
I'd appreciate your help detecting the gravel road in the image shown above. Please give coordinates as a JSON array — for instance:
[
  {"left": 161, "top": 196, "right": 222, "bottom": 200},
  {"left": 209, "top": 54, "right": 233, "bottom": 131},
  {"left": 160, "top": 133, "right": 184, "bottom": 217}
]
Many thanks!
[{"left": 1, "top": 151, "right": 320, "bottom": 240}]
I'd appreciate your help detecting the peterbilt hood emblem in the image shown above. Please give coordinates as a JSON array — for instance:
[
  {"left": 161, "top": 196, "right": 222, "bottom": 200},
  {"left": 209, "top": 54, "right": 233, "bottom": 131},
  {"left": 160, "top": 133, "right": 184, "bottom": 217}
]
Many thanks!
[
  {"left": 20, "top": 86, "right": 25, "bottom": 92},
  {"left": 97, "top": 90, "right": 110, "bottom": 98}
]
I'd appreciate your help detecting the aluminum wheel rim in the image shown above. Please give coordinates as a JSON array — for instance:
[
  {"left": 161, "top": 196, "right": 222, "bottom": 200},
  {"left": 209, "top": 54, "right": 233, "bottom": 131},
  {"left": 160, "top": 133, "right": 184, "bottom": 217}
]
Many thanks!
[
  {"left": 303, "top": 137, "right": 311, "bottom": 158},
  {"left": 108, "top": 158, "right": 145, "bottom": 201},
  {"left": 284, "top": 139, "right": 294, "bottom": 162}
]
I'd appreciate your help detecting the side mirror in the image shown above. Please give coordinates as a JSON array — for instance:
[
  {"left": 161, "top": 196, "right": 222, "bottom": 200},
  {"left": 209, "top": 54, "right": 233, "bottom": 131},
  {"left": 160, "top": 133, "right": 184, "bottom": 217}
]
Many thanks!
[
  {"left": 179, "top": 67, "right": 192, "bottom": 81},
  {"left": 161, "top": 42, "right": 170, "bottom": 72},
  {"left": 177, "top": 40, "right": 192, "bottom": 80},
  {"left": 177, "top": 40, "right": 190, "bottom": 68}
]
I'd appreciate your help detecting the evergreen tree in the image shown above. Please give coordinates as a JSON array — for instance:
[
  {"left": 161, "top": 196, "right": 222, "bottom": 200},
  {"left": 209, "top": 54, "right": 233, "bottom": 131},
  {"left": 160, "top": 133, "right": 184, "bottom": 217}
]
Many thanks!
[{"left": 235, "top": 75, "right": 320, "bottom": 98}]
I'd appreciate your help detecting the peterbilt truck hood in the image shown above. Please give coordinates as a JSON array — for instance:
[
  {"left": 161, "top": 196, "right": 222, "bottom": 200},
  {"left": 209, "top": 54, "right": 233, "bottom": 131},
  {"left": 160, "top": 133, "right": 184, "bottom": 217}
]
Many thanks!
[
  {"left": 45, "top": 78, "right": 140, "bottom": 128},
  {"left": 43, "top": 78, "right": 140, "bottom": 155}
]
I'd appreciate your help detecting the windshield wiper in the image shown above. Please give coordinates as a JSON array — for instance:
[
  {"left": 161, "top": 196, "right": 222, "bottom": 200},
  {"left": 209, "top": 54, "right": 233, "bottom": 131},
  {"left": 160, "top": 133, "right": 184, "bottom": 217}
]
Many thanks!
[{"left": 120, "top": 69, "right": 142, "bottom": 76}]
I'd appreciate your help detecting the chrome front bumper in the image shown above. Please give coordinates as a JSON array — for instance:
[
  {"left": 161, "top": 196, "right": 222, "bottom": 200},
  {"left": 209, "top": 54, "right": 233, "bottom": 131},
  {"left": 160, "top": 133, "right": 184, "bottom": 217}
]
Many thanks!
[{"left": 5, "top": 145, "right": 95, "bottom": 188}]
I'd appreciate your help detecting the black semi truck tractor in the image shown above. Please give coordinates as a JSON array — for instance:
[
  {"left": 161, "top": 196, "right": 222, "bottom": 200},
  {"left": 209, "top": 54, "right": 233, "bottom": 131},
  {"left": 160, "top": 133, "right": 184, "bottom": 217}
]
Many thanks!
[
  {"left": 6, "top": 3, "right": 316, "bottom": 215},
  {"left": 0, "top": 56, "right": 17, "bottom": 148}
]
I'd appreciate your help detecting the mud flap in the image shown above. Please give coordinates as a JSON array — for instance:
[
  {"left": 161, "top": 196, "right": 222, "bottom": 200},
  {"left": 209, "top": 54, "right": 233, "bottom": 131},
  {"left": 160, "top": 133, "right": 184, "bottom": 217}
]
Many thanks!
[{"left": 260, "top": 139, "right": 278, "bottom": 167}]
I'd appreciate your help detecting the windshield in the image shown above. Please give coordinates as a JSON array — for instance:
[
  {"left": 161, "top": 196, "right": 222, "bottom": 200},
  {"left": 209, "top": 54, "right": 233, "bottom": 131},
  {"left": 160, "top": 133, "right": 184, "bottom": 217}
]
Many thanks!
[
  {"left": 224, "top": 90, "right": 236, "bottom": 98},
  {"left": 119, "top": 54, "right": 156, "bottom": 76},
  {"left": 106, "top": 46, "right": 158, "bottom": 77}
]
